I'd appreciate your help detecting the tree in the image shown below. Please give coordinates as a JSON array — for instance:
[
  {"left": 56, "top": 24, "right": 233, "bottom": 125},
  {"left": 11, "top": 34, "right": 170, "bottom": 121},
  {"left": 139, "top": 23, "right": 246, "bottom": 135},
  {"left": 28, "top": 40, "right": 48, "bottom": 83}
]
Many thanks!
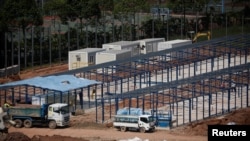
[
  {"left": 66, "top": 0, "right": 102, "bottom": 47},
  {"left": 0, "top": 0, "right": 7, "bottom": 32},
  {"left": 114, "top": 0, "right": 148, "bottom": 40},
  {"left": 141, "top": 19, "right": 164, "bottom": 38},
  {"left": 99, "top": 0, "right": 114, "bottom": 43},
  {"left": 44, "top": 0, "right": 102, "bottom": 47},
  {"left": 2, "top": 0, "right": 43, "bottom": 34},
  {"left": 1, "top": 0, "right": 43, "bottom": 69},
  {"left": 0, "top": 0, "right": 7, "bottom": 68},
  {"left": 44, "top": 0, "right": 67, "bottom": 18},
  {"left": 58, "top": 0, "right": 101, "bottom": 28}
]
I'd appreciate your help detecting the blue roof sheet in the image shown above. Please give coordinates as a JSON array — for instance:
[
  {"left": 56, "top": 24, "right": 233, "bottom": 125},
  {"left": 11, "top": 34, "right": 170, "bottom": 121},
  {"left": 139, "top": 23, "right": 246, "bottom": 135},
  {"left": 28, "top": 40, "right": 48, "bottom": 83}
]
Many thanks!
[{"left": 0, "top": 75, "right": 101, "bottom": 92}]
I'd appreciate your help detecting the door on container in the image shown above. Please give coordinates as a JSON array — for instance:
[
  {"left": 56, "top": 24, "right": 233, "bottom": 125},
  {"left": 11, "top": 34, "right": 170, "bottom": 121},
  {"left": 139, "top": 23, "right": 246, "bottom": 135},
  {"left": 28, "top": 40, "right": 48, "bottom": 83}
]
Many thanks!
[
  {"left": 88, "top": 55, "right": 94, "bottom": 66},
  {"left": 146, "top": 44, "right": 153, "bottom": 54}
]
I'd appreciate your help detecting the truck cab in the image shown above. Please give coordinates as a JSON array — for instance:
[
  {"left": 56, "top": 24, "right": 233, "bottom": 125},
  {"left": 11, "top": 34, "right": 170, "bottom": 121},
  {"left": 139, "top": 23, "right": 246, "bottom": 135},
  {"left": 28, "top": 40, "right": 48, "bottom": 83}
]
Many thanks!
[
  {"left": 137, "top": 115, "right": 155, "bottom": 132},
  {"left": 47, "top": 103, "right": 70, "bottom": 128}
]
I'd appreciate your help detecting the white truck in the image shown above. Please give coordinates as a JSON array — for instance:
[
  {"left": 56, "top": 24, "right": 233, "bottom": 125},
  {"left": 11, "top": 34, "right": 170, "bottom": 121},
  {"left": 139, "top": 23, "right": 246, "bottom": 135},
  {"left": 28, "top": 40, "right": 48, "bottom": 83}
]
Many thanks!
[{"left": 113, "top": 114, "right": 155, "bottom": 133}]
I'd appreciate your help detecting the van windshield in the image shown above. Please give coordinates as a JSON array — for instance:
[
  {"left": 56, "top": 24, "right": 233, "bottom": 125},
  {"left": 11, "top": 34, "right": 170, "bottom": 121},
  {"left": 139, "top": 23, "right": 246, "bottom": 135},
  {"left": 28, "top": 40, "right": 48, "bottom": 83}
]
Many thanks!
[
  {"left": 140, "top": 117, "right": 148, "bottom": 123},
  {"left": 148, "top": 116, "right": 154, "bottom": 122},
  {"left": 140, "top": 116, "right": 155, "bottom": 123}
]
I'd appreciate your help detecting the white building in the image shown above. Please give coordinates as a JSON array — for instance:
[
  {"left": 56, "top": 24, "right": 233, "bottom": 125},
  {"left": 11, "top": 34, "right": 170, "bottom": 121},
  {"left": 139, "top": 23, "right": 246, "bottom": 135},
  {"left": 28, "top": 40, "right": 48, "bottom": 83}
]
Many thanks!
[
  {"left": 68, "top": 48, "right": 106, "bottom": 70},
  {"left": 96, "top": 50, "right": 132, "bottom": 74},
  {"left": 157, "top": 39, "right": 192, "bottom": 61},
  {"left": 157, "top": 39, "right": 192, "bottom": 51},
  {"left": 137, "top": 38, "right": 165, "bottom": 54},
  {"left": 102, "top": 41, "right": 140, "bottom": 57}
]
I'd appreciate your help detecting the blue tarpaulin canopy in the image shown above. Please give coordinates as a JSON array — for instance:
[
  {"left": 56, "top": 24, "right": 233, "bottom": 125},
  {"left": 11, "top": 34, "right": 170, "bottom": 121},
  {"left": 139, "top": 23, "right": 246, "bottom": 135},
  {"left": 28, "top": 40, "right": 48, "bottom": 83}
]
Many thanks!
[{"left": 0, "top": 75, "right": 101, "bottom": 92}]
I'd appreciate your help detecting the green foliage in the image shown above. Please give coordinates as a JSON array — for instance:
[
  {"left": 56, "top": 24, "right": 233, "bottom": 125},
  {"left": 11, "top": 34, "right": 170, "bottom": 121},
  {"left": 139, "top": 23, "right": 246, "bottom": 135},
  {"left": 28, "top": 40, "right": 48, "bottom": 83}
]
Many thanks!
[
  {"left": 141, "top": 19, "right": 165, "bottom": 38},
  {"left": 171, "top": 0, "right": 207, "bottom": 13},
  {"left": 99, "top": 0, "right": 114, "bottom": 11},
  {"left": 44, "top": 0, "right": 67, "bottom": 20},
  {"left": 113, "top": 0, "right": 148, "bottom": 40},
  {"left": 113, "top": 0, "right": 148, "bottom": 14},
  {"left": 48, "top": 0, "right": 102, "bottom": 21},
  {"left": 2, "top": 0, "right": 43, "bottom": 29},
  {"left": 0, "top": 0, "right": 8, "bottom": 32}
]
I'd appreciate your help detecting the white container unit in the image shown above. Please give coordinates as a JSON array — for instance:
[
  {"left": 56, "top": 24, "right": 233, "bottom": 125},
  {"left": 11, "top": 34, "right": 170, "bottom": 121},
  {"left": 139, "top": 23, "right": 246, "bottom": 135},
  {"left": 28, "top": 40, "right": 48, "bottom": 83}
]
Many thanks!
[
  {"left": 68, "top": 48, "right": 106, "bottom": 70},
  {"left": 157, "top": 39, "right": 192, "bottom": 61},
  {"left": 138, "top": 38, "right": 165, "bottom": 54},
  {"left": 157, "top": 39, "right": 192, "bottom": 51},
  {"left": 96, "top": 50, "right": 131, "bottom": 74},
  {"left": 102, "top": 41, "right": 140, "bottom": 57}
]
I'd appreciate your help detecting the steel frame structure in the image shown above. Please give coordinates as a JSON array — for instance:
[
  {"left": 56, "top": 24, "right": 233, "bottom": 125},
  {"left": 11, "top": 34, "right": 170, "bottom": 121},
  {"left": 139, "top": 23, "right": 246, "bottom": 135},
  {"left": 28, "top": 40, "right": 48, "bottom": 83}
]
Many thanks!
[{"left": 0, "top": 34, "right": 250, "bottom": 128}]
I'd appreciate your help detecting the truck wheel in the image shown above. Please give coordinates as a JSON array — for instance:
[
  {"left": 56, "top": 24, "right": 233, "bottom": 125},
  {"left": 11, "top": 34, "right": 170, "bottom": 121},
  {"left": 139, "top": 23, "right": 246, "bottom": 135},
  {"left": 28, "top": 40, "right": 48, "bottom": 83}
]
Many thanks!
[
  {"left": 139, "top": 127, "right": 146, "bottom": 133},
  {"left": 120, "top": 126, "right": 127, "bottom": 132},
  {"left": 49, "top": 121, "right": 57, "bottom": 129},
  {"left": 23, "top": 119, "right": 32, "bottom": 128},
  {"left": 14, "top": 119, "right": 22, "bottom": 128}
]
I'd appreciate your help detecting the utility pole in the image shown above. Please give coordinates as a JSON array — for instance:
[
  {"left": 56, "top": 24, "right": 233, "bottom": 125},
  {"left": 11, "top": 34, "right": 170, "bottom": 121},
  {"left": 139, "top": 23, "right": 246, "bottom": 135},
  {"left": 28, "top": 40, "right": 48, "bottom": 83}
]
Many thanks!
[
  {"left": 182, "top": 0, "right": 186, "bottom": 37},
  {"left": 157, "top": 0, "right": 161, "bottom": 19}
]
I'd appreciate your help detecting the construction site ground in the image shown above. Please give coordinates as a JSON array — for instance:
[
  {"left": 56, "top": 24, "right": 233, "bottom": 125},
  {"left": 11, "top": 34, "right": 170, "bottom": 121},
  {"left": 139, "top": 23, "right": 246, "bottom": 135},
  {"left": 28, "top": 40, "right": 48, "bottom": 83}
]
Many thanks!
[
  {"left": 0, "top": 64, "right": 249, "bottom": 141},
  {"left": 4, "top": 106, "right": 250, "bottom": 141}
]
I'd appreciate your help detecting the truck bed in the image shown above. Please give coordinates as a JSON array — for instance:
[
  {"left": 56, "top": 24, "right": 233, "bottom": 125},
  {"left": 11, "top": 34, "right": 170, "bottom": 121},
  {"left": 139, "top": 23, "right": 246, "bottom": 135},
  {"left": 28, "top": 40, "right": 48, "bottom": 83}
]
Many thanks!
[{"left": 8, "top": 104, "right": 42, "bottom": 117}]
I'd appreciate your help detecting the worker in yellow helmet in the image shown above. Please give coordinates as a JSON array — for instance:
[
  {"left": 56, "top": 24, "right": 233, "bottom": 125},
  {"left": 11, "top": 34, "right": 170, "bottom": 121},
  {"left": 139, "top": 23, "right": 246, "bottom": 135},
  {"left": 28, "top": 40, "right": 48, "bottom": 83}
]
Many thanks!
[{"left": 4, "top": 102, "right": 11, "bottom": 108}]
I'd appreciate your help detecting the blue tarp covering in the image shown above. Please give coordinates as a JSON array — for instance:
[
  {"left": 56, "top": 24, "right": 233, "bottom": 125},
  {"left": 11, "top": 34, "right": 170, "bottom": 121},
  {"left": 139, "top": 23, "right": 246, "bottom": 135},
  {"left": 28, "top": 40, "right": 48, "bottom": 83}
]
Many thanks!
[
  {"left": 0, "top": 75, "right": 101, "bottom": 92},
  {"left": 117, "top": 107, "right": 143, "bottom": 116}
]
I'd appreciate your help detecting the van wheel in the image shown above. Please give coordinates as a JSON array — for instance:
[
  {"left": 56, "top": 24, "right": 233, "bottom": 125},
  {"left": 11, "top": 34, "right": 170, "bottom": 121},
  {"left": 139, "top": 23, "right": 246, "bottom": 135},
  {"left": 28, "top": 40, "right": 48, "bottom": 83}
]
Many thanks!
[
  {"left": 49, "top": 121, "right": 57, "bottom": 129},
  {"left": 139, "top": 127, "right": 146, "bottom": 133},
  {"left": 14, "top": 119, "right": 22, "bottom": 128},
  {"left": 23, "top": 119, "right": 32, "bottom": 128},
  {"left": 120, "top": 126, "right": 126, "bottom": 132}
]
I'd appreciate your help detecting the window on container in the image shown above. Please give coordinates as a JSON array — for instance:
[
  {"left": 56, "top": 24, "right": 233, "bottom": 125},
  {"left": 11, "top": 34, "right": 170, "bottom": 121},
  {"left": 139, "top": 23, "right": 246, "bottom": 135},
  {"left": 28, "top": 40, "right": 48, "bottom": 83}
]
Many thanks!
[
  {"left": 76, "top": 54, "right": 81, "bottom": 61},
  {"left": 132, "top": 47, "right": 138, "bottom": 56},
  {"left": 147, "top": 44, "right": 153, "bottom": 52}
]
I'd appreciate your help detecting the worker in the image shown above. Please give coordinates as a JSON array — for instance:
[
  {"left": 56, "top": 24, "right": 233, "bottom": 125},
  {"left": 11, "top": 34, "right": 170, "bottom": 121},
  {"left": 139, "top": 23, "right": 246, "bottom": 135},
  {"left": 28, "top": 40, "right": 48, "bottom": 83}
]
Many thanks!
[
  {"left": 91, "top": 89, "right": 96, "bottom": 99},
  {"left": 220, "top": 81, "right": 225, "bottom": 90},
  {"left": 3, "top": 102, "right": 11, "bottom": 108},
  {"left": 231, "top": 80, "right": 236, "bottom": 92}
]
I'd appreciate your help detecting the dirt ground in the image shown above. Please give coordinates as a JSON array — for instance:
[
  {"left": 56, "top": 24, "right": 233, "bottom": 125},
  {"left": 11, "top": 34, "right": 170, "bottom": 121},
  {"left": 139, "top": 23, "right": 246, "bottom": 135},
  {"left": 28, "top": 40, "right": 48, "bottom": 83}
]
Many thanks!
[
  {"left": 1, "top": 64, "right": 250, "bottom": 141},
  {"left": 3, "top": 106, "right": 250, "bottom": 141},
  {"left": 0, "top": 64, "right": 68, "bottom": 84}
]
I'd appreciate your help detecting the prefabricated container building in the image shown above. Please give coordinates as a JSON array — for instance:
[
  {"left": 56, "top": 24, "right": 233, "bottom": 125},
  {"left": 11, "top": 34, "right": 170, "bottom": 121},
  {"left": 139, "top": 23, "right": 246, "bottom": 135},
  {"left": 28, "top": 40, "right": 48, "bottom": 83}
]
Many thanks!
[
  {"left": 96, "top": 50, "right": 131, "bottom": 74},
  {"left": 68, "top": 48, "right": 106, "bottom": 70},
  {"left": 102, "top": 41, "right": 140, "bottom": 57},
  {"left": 138, "top": 38, "right": 165, "bottom": 54},
  {"left": 157, "top": 39, "right": 192, "bottom": 61}
]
